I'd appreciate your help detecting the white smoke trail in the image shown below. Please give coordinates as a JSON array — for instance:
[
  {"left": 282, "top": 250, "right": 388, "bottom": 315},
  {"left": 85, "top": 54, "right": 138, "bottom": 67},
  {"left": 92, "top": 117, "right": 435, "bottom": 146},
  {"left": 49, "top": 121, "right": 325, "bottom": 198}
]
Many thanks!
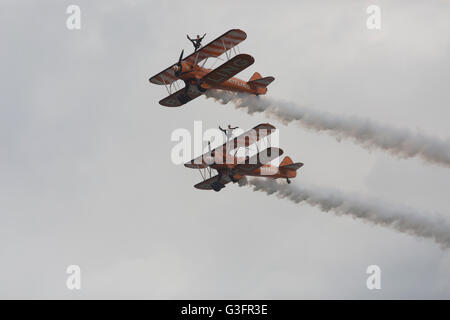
[
  {"left": 240, "top": 177, "right": 450, "bottom": 248},
  {"left": 205, "top": 90, "right": 450, "bottom": 167}
]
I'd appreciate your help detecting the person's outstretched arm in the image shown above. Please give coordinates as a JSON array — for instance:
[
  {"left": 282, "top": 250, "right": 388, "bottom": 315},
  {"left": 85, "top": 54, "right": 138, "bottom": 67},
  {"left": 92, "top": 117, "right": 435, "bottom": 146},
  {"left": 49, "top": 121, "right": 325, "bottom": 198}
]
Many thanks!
[
  {"left": 230, "top": 126, "right": 239, "bottom": 130},
  {"left": 187, "top": 35, "right": 193, "bottom": 42},
  {"left": 219, "top": 126, "right": 226, "bottom": 134}
]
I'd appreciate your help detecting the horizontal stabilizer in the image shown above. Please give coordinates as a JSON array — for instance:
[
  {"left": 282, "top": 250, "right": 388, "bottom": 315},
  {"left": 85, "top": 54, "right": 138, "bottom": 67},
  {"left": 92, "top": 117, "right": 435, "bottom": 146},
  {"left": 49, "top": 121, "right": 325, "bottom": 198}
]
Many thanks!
[
  {"left": 248, "top": 76, "right": 275, "bottom": 88},
  {"left": 281, "top": 162, "right": 304, "bottom": 170}
]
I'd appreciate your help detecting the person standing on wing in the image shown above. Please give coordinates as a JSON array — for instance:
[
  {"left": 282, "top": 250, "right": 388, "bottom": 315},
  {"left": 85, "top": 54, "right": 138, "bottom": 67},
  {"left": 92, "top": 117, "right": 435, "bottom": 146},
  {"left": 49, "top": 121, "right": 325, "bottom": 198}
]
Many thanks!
[
  {"left": 187, "top": 34, "right": 206, "bottom": 52},
  {"left": 217, "top": 125, "right": 239, "bottom": 183},
  {"left": 219, "top": 125, "right": 239, "bottom": 143}
]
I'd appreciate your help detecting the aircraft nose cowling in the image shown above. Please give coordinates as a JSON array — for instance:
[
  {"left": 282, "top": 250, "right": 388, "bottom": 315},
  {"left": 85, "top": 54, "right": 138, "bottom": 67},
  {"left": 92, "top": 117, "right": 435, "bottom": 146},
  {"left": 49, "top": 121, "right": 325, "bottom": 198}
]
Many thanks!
[
  {"left": 172, "top": 65, "right": 180, "bottom": 73},
  {"left": 203, "top": 155, "right": 215, "bottom": 165}
]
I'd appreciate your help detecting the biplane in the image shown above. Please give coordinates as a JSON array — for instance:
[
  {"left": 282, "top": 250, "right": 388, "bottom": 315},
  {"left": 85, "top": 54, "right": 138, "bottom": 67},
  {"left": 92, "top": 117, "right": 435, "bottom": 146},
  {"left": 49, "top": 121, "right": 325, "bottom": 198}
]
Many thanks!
[
  {"left": 184, "top": 123, "right": 303, "bottom": 192},
  {"left": 149, "top": 29, "right": 275, "bottom": 107}
]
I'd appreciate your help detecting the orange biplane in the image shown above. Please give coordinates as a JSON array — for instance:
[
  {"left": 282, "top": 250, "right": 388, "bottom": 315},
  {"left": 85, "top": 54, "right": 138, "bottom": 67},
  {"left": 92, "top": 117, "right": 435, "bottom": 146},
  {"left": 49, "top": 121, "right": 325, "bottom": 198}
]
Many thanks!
[
  {"left": 185, "top": 123, "right": 303, "bottom": 192},
  {"left": 149, "top": 29, "right": 274, "bottom": 107}
]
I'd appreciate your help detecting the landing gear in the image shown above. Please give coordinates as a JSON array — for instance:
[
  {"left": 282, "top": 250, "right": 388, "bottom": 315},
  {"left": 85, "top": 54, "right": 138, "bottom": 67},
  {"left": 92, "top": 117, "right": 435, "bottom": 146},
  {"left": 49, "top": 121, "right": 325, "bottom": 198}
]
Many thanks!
[
  {"left": 211, "top": 181, "right": 225, "bottom": 192},
  {"left": 212, "top": 171, "right": 225, "bottom": 192},
  {"left": 228, "top": 168, "right": 238, "bottom": 183},
  {"left": 197, "top": 80, "right": 207, "bottom": 93},
  {"left": 177, "top": 93, "right": 191, "bottom": 104},
  {"left": 176, "top": 80, "right": 192, "bottom": 104},
  {"left": 286, "top": 178, "right": 291, "bottom": 184},
  {"left": 183, "top": 82, "right": 190, "bottom": 95}
]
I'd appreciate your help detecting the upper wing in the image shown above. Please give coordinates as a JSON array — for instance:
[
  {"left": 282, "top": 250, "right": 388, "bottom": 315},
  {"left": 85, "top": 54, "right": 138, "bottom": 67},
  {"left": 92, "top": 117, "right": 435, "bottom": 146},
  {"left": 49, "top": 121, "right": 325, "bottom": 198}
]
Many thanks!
[
  {"left": 234, "top": 147, "right": 284, "bottom": 173},
  {"left": 159, "top": 86, "right": 202, "bottom": 107},
  {"left": 183, "top": 29, "right": 247, "bottom": 65},
  {"left": 149, "top": 29, "right": 247, "bottom": 86},
  {"left": 184, "top": 123, "right": 277, "bottom": 168},
  {"left": 200, "top": 54, "right": 254, "bottom": 86},
  {"left": 149, "top": 64, "right": 179, "bottom": 86},
  {"left": 227, "top": 123, "right": 276, "bottom": 149}
]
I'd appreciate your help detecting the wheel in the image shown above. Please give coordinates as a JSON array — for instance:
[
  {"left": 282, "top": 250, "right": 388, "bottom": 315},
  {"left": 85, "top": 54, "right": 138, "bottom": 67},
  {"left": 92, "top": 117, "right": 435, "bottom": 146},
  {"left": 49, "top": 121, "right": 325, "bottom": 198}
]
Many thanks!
[
  {"left": 211, "top": 181, "right": 224, "bottom": 192},
  {"left": 177, "top": 93, "right": 190, "bottom": 104},
  {"left": 229, "top": 174, "right": 238, "bottom": 183},
  {"left": 197, "top": 80, "right": 207, "bottom": 93},
  {"left": 227, "top": 169, "right": 238, "bottom": 183}
]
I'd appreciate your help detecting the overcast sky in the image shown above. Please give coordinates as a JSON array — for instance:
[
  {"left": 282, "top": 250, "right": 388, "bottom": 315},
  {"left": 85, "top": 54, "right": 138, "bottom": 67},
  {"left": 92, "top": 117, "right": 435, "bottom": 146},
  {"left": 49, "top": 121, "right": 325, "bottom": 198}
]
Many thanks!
[{"left": 1, "top": 0, "right": 450, "bottom": 299}]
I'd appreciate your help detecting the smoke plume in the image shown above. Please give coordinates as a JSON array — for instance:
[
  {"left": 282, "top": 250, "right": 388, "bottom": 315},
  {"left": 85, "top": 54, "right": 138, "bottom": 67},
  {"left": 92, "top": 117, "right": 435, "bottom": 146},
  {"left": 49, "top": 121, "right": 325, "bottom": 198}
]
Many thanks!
[
  {"left": 205, "top": 90, "right": 450, "bottom": 167},
  {"left": 239, "top": 177, "right": 450, "bottom": 248}
]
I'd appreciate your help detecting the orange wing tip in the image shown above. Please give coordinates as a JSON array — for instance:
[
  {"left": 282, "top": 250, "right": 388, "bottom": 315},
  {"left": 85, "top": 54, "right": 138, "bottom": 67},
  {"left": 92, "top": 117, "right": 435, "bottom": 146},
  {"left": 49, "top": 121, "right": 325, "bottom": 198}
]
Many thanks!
[
  {"left": 184, "top": 163, "right": 208, "bottom": 169},
  {"left": 255, "top": 123, "right": 276, "bottom": 130},
  {"left": 194, "top": 184, "right": 212, "bottom": 190},
  {"left": 159, "top": 100, "right": 182, "bottom": 107},
  {"left": 228, "top": 29, "right": 247, "bottom": 40}
]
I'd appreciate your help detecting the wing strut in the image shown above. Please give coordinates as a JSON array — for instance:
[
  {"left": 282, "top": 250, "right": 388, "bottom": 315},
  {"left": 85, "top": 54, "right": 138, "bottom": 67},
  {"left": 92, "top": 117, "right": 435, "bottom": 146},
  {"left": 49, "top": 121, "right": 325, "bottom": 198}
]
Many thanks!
[
  {"left": 222, "top": 39, "right": 228, "bottom": 60},
  {"left": 198, "top": 166, "right": 213, "bottom": 181}
]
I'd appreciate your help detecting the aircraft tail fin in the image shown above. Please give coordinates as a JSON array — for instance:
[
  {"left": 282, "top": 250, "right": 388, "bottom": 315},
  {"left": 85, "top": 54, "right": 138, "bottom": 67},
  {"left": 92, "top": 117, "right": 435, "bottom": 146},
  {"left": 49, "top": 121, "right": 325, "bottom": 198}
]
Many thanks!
[
  {"left": 280, "top": 156, "right": 293, "bottom": 167},
  {"left": 248, "top": 72, "right": 262, "bottom": 82}
]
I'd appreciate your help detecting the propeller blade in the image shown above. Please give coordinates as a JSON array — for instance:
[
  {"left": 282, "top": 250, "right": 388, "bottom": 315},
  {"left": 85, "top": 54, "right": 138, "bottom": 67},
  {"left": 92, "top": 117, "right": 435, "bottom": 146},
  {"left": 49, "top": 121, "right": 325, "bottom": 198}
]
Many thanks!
[{"left": 174, "top": 49, "right": 184, "bottom": 76}]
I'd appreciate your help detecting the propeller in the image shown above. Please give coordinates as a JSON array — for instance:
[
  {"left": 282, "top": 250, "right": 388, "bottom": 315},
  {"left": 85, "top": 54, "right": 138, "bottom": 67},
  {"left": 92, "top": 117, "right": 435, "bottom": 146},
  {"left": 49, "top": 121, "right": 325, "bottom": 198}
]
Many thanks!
[{"left": 174, "top": 49, "right": 184, "bottom": 76}]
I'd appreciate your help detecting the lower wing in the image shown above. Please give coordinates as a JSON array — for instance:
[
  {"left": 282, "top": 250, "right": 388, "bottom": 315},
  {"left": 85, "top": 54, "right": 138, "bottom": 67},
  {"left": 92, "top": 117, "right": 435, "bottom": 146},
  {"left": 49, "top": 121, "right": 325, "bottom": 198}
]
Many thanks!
[
  {"left": 194, "top": 174, "right": 232, "bottom": 190},
  {"left": 159, "top": 86, "right": 202, "bottom": 107}
]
